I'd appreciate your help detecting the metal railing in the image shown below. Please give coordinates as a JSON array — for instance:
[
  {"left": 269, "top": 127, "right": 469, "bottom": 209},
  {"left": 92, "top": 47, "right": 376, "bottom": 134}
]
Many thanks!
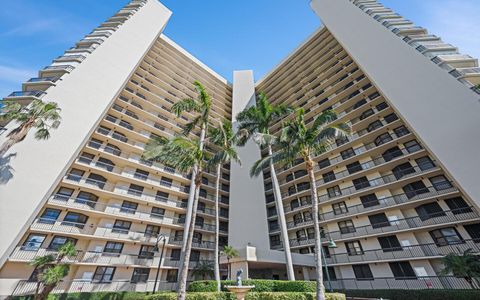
[
  {"left": 7, "top": 91, "right": 46, "bottom": 98},
  {"left": 330, "top": 276, "right": 473, "bottom": 290}
]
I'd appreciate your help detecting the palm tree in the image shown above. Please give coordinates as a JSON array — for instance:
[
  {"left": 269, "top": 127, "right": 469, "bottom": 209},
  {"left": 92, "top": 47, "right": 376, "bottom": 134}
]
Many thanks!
[
  {"left": 251, "top": 109, "right": 349, "bottom": 300},
  {"left": 440, "top": 249, "right": 480, "bottom": 289},
  {"left": 208, "top": 120, "right": 241, "bottom": 291},
  {"left": 191, "top": 260, "right": 215, "bottom": 281},
  {"left": 143, "top": 135, "right": 208, "bottom": 300},
  {"left": 171, "top": 81, "right": 212, "bottom": 285},
  {"left": 236, "top": 92, "right": 295, "bottom": 280},
  {"left": 221, "top": 245, "right": 239, "bottom": 280},
  {"left": 0, "top": 100, "right": 61, "bottom": 157},
  {"left": 30, "top": 242, "right": 76, "bottom": 300}
]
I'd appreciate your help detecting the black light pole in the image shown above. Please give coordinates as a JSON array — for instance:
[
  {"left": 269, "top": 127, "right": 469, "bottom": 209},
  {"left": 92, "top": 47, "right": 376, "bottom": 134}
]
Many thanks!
[{"left": 153, "top": 235, "right": 166, "bottom": 293}]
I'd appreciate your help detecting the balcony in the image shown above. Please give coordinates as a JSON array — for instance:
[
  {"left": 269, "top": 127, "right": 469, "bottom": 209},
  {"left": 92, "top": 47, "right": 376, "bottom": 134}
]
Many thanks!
[
  {"left": 26, "top": 76, "right": 59, "bottom": 84},
  {"left": 40, "top": 65, "right": 75, "bottom": 76},
  {"left": 54, "top": 55, "right": 86, "bottom": 63},
  {"left": 168, "top": 236, "right": 215, "bottom": 250},
  {"left": 4, "top": 91, "right": 46, "bottom": 102},
  {"left": 323, "top": 239, "right": 480, "bottom": 266},
  {"left": 289, "top": 207, "right": 479, "bottom": 245},
  {"left": 328, "top": 276, "right": 473, "bottom": 290}
]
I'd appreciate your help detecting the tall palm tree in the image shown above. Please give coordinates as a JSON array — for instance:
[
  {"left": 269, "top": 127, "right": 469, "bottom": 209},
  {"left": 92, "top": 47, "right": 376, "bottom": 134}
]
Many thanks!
[
  {"left": 440, "top": 249, "right": 480, "bottom": 289},
  {"left": 208, "top": 120, "right": 241, "bottom": 291},
  {"left": 221, "top": 245, "right": 239, "bottom": 280},
  {"left": 171, "top": 81, "right": 212, "bottom": 281},
  {"left": 236, "top": 92, "right": 295, "bottom": 280},
  {"left": 0, "top": 100, "right": 61, "bottom": 157},
  {"left": 251, "top": 109, "right": 349, "bottom": 300},
  {"left": 143, "top": 135, "right": 208, "bottom": 300},
  {"left": 30, "top": 242, "right": 76, "bottom": 300}
]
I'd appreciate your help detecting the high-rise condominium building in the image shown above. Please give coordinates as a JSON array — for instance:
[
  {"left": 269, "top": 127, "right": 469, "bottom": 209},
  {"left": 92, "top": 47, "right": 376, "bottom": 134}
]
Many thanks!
[{"left": 1, "top": 0, "right": 480, "bottom": 297}]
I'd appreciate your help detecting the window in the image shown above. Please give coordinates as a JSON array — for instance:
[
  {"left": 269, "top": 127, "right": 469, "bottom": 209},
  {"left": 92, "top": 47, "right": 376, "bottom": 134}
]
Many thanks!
[
  {"left": 112, "top": 220, "right": 131, "bottom": 234},
  {"left": 336, "top": 136, "right": 349, "bottom": 147},
  {"left": 166, "top": 270, "right": 178, "bottom": 282},
  {"left": 369, "top": 213, "right": 390, "bottom": 228},
  {"left": 416, "top": 157, "right": 435, "bottom": 170},
  {"left": 341, "top": 148, "right": 356, "bottom": 160},
  {"left": 134, "top": 169, "right": 149, "bottom": 180},
  {"left": 120, "top": 201, "right": 138, "bottom": 214},
  {"left": 190, "top": 250, "right": 200, "bottom": 262},
  {"left": 359, "top": 109, "right": 374, "bottom": 120},
  {"left": 429, "top": 227, "right": 464, "bottom": 246},
  {"left": 161, "top": 176, "right": 173, "bottom": 187},
  {"left": 415, "top": 202, "right": 446, "bottom": 221},
  {"left": 54, "top": 187, "right": 74, "bottom": 201},
  {"left": 102, "top": 241, "right": 123, "bottom": 255},
  {"left": 294, "top": 170, "right": 307, "bottom": 178},
  {"left": 323, "top": 171, "right": 336, "bottom": 183},
  {"left": 156, "top": 191, "right": 169, "bottom": 202},
  {"left": 360, "top": 194, "right": 379, "bottom": 208},
  {"left": 382, "top": 146, "right": 402, "bottom": 162},
  {"left": 332, "top": 202, "right": 348, "bottom": 215},
  {"left": 464, "top": 224, "right": 480, "bottom": 242},
  {"left": 48, "top": 236, "right": 77, "bottom": 250},
  {"left": 376, "top": 102, "right": 388, "bottom": 111},
  {"left": 345, "top": 240, "right": 364, "bottom": 255},
  {"left": 394, "top": 125, "right": 410, "bottom": 137},
  {"left": 151, "top": 207, "right": 165, "bottom": 218},
  {"left": 170, "top": 249, "right": 181, "bottom": 261},
  {"left": 299, "top": 248, "right": 310, "bottom": 254},
  {"left": 93, "top": 266, "right": 116, "bottom": 282},
  {"left": 128, "top": 184, "right": 144, "bottom": 196},
  {"left": 378, "top": 235, "right": 402, "bottom": 252},
  {"left": 145, "top": 225, "right": 160, "bottom": 237},
  {"left": 404, "top": 140, "right": 422, "bottom": 153},
  {"left": 403, "top": 181, "right": 429, "bottom": 199},
  {"left": 374, "top": 133, "right": 393, "bottom": 146},
  {"left": 270, "top": 235, "right": 281, "bottom": 247},
  {"left": 430, "top": 176, "right": 452, "bottom": 191},
  {"left": 346, "top": 162, "right": 363, "bottom": 174},
  {"left": 443, "top": 197, "right": 471, "bottom": 216},
  {"left": 353, "top": 264, "right": 373, "bottom": 280},
  {"left": 86, "top": 173, "right": 107, "bottom": 189},
  {"left": 367, "top": 120, "right": 383, "bottom": 132},
  {"left": 384, "top": 113, "right": 398, "bottom": 123},
  {"left": 62, "top": 212, "right": 88, "bottom": 228},
  {"left": 318, "top": 158, "right": 330, "bottom": 169},
  {"left": 67, "top": 168, "right": 84, "bottom": 181},
  {"left": 22, "top": 234, "right": 46, "bottom": 251},
  {"left": 267, "top": 206, "right": 277, "bottom": 217},
  {"left": 327, "top": 186, "right": 342, "bottom": 198},
  {"left": 353, "top": 176, "right": 370, "bottom": 190},
  {"left": 75, "top": 191, "right": 98, "bottom": 208},
  {"left": 96, "top": 157, "right": 114, "bottom": 172},
  {"left": 39, "top": 208, "right": 61, "bottom": 224},
  {"left": 389, "top": 262, "right": 417, "bottom": 279},
  {"left": 139, "top": 245, "right": 155, "bottom": 259},
  {"left": 392, "top": 162, "right": 414, "bottom": 180},
  {"left": 297, "top": 182, "right": 310, "bottom": 192},
  {"left": 105, "top": 143, "right": 121, "bottom": 156},
  {"left": 338, "top": 220, "right": 356, "bottom": 234},
  {"left": 323, "top": 267, "right": 337, "bottom": 281},
  {"left": 131, "top": 268, "right": 150, "bottom": 283},
  {"left": 290, "top": 199, "right": 300, "bottom": 210}
]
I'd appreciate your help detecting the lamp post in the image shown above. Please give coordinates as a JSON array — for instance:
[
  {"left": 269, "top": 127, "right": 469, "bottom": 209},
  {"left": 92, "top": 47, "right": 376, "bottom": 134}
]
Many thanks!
[
  {"left": 320, "top": 237, "right": 337, "bottom": 293},
  {"left": 153, "top": 235, "right": 167, "bottom": 293}
]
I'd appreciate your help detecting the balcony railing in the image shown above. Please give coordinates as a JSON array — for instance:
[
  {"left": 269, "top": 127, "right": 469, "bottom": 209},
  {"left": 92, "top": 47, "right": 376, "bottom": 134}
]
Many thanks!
[
  {"left": 6, "top": 91, "right": 46, "bottom": 99},
  {"left": 168, "top": 236, "right": 215, "bottom": 250},
  {"left": 329, "top": 276, "right": 473, "bottom": 290},
  {"left": 289, "top": 207, "right": 479, "bottom": 245},
  {"left": 42, "top": 65, "right": 75, "bottom": 72},
  {"left": 26, "top": 76, "right": 59, "bottom": 83}
]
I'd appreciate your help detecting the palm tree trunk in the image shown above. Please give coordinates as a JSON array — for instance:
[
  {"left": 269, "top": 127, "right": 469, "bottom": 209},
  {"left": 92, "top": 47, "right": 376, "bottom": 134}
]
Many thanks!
[
  {"left": 214, "top": 164, "right": 221, "bottom": 292},
  {"left": 268, "top": 145, "right": 295, "bottom": 281},
  {"left": 178, "top": 123, "right": 207, "bottom": 284},
  {"left": 0, "top": 125, "right": 29, "bottom": 157},
  {"left": 177, "top": 175, "right": 202, "bottom": 300},
  {"left": 37, "top": 283, "right": 56, "bottom": 300},
  {"left": 227, "top": 258, "right": 230, "bottom": 280},
  {"left": 306, "top": 156, "right": 326, "bottom": 300}
]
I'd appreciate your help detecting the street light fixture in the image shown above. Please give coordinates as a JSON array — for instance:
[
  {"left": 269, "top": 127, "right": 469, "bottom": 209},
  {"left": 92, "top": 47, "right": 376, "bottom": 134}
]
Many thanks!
[
  {"left": 153, "top": 235, "right": 167, "bottom": 294},
  {"left": 320, "top": 235, "right": 337, "bottom": 293}
]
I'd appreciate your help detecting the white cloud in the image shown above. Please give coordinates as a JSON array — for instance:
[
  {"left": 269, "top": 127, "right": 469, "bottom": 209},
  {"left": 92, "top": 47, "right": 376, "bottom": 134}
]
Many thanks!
[
  {"left": 421, "top": 0, "right": 480, "bottom": 59},
  {"left": 2, "top": 19, "right": 60, "bottom": 37},
  {"left": 0, "top": 65, "right": 36, "bottom": 83}
]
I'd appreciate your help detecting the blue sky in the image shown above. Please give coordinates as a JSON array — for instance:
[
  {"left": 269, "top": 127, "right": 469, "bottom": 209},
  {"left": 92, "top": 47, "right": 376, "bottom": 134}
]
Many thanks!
[{"left": 0, "top": 0, "right": 479, "bottom": 97}]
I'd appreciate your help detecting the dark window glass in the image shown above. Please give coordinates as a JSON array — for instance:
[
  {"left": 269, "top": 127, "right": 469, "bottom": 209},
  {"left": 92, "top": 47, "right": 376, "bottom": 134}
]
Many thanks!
[
  {"left": 341, "top": 148, "right": 356, "bottom": 160},
  {"left": 96, "top": 157, "right": 114, "bottom": 172},
  {"left": 360, "top": 194, "right": 379, "bottom": 208},
  {"left": 445, "top": 197, "right": 472, "bottom": 215},
  {"left": 323, "top": 267, "right": 337, "bottom": 281},
  {"left": 367, "top": 120, "right": 383, "bottom": 132},
  {"left": 128, "top": 184, "right": 144, "bottom": 196},
  {"left": 166, "top": 270, "right": 178, "bottom": 282},
  {"left": 360, "top": 109, "right": 374, "bottom": 120},
  {"left": 170, "top": 249, "right": 181, "bottom": 260},
  {"left": 138, "top": 245, "right": 155, "bottom": 259},
  {"left": 39, "top": 208, "right": 61, "bottom": 224},
  {"left": 403, "top": 181, "right": 429, "bottom": 199},
  {"left": 404, "top": 140, "right": 422, "bottom": 153},
  {"left": 382, "top": 147, "right": 402, "bottom": 162},
  {"left": 151, "top": 207, "right": 165, "bottom": 218},
  {"left": 93, "top": 267, "right": 116, "bottom": 282},
  {"left": 368, "top": 213, "right": 390, "bottom": 229},
  {"left": 323, "top": 171, "right": 336, "bottom": 183},
  {"left": 104, "top": 242, "right": 124, "bottom": 254},
  {"left": 327, "top": 186, "right": 342, "bottom": 198},
  {"left": 86, "top": 173, "right": 107, "bottom": 189},
  {"left": 392, "top": 162, "right": 415, "bottom": 180},
  {"left": 145, "top": 225, "right": 160, "bottom": 237},
  {"left": 48, "top": 236, "right": 77, "bottom": 251},
  {"left": 353, "top": 177, "right": 370, "bottom": 190},
  {"left": 353, "top": 264, "right": 373, "bottom": 280},
  {"left": 378, "top": 235, "right": 402, "bottom": 252},
  {"left": 62, "top": 212, "right": 88, "bottom": 228},
  {"left": 134, "top": 169, "right": 149, "bottom": 180},
  {"left": 120, "top": 201, "right": 138, "bottom": 214},
  {"left": 156, "top": 191, "right": 169, "bottom": 202},
  {"left": 318, "top": 158, "right": 331, "bottom": 169},
  {"left": 332, "top": 202, "right": 348, "bottom": 215},
  {"left": 430, "top": 176, "right": 453, "bottom": 191},
  {"left": 76, "top": 191, "right": 98, "bottom": 208},
  {"left": 464, "top": 224, "right": 480, "bottom": 242},
  {"left": 394, "top": 125, "right": 410, "bottom": 137},
  {"left": 54, "top": 187, "right": 74, "bottom": 201},
  {"left": 345, "top": 240, "right": 364, "bottom": 255},
  {"left": 375, "top": 133, "right": 393, "bottom": 146},
  {"left": 376, "top": 102, "right": 388, "bottom": 111},
  {"left": 389, "top": 262, "right": 417, "bottom": 279},
  {"left": 131, "top": 268, "right": 150, "bottom": 283},
  {"left": 112, "top": 220, "right": 131, "bottom": 234},
  {"left": 346, "top": 162, "right": 363, "bottom": 174},
  {"left": 22, "top": 234, "right": 46, "bottom": 251},
  {"left": 429, "top": 227, "right": 464, "bottom": 246},
  {"left": 338, "top": 220, "right": 356, "bottom": 234},
  {"left": 416, "top": 156, "right": 435, "bottom": 170},
  {"left": 384, "top": 113, "right": 399, "bottom": 123},
  {"left": 415, "top": 202, "right": 446, "bottom": 221}
]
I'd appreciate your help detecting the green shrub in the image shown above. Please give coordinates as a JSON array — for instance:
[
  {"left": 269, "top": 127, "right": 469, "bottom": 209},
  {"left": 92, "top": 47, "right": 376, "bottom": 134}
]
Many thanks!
[
  {"left": 146, "top": 292, "right": 233, "bottom": 300},
  {"left": 146, "top": 292, "right": 344, "bottom": 300},
  {"left": 188, "top": 280, "right": 317, "bottom": 293},
  {"left": 343, "top": 289, "right": 480, "bottom": 300}
]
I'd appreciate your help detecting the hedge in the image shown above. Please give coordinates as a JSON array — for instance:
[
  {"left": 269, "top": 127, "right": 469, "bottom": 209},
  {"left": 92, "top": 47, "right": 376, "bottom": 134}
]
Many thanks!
[
  {"left": 343, "top": 289, "right": 480, "bottom": 300},
  {"left": 12, "top": 292, "right": 148, "bottom": 300},
  {"left": 145, "top": 292, "right": 345, "bottom": 300},
  {"left": 188, "top": 280, "right": 316, "bottom": 293}
]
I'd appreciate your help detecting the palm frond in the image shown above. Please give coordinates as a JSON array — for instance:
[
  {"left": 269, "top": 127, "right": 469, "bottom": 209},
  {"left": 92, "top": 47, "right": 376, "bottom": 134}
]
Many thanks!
[{"left": 171, "top": 98, "right": 200, "bottom": 117}]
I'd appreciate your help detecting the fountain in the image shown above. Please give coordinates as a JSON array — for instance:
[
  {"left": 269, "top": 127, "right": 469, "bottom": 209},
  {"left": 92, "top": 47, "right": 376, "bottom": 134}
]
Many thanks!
[{"left": 225, "top": 269, "right": 255, "bottom": 300}]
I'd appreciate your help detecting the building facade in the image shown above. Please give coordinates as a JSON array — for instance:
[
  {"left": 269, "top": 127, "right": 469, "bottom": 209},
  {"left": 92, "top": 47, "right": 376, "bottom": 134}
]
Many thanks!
[{"left": 1, "top": 0, "right": 480, "bottom": 296}]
